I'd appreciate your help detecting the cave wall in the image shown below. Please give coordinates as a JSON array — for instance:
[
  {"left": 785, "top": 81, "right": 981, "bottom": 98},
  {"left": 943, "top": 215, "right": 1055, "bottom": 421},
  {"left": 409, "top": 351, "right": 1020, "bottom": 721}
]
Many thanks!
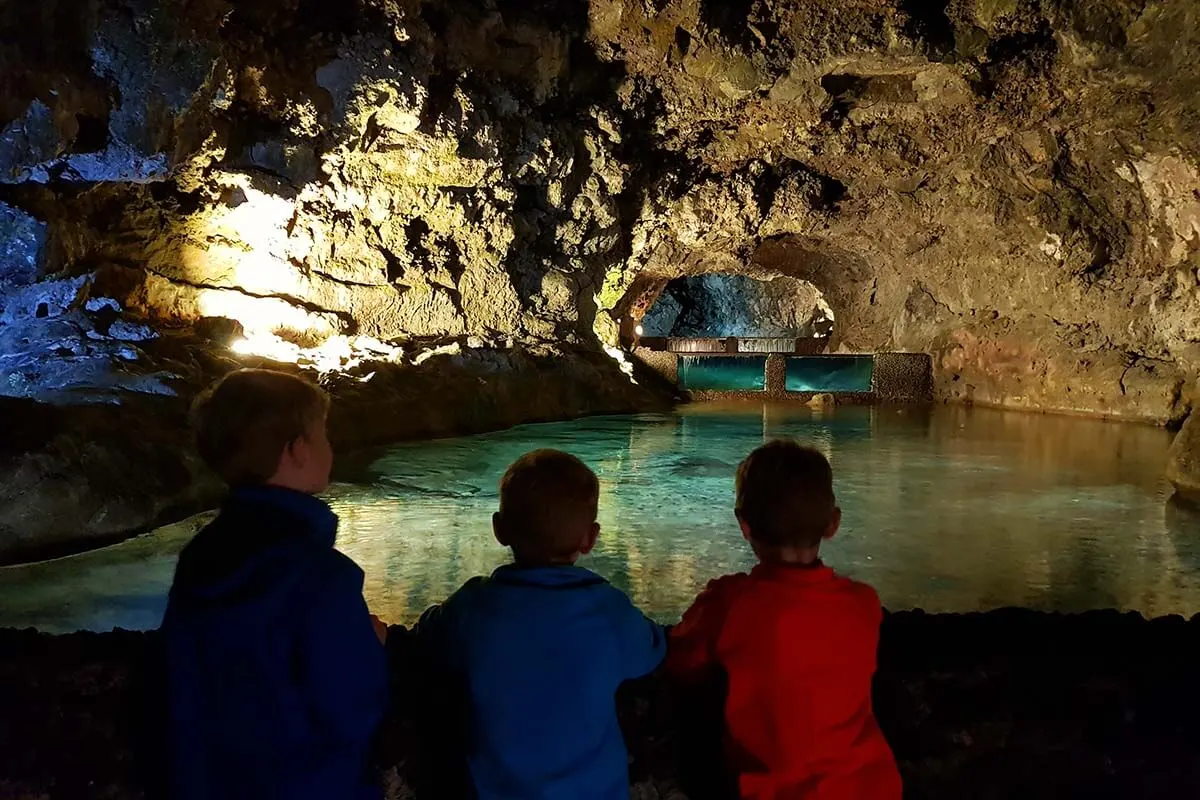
[
  {"left": 1, "top": 0, "right": 1198, "bottom": 420},
  {"left": 0, "top": 0, "right": 679, "bottom": 560},
  {"left": 590, "top": 0, "right": 1200, "bottom": 422},
  {"left": 0, "top": 0, "right": 647, "bottom": 402}
]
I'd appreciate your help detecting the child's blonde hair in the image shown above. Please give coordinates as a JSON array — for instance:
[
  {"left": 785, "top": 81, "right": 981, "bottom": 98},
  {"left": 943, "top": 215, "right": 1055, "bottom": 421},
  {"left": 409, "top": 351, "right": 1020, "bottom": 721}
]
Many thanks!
[{"left": 191, "top": 369, "right": 329, "bottom": 486}]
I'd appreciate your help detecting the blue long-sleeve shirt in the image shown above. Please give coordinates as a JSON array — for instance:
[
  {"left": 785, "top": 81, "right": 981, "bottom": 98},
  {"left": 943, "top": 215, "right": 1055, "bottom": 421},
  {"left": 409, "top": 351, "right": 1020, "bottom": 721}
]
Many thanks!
[
  {"left": 161, "top": 486, "right": 388, "bottom": 800},
  {"left": 416, "top": 564, "right": 667, "bottom": 800}
]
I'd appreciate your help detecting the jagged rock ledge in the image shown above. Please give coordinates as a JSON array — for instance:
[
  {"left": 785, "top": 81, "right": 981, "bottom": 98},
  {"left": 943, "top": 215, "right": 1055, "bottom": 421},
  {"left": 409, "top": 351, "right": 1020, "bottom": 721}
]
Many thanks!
[
  {"left": 0, "top": 343, "right": 673, "bottom": 566},
  {"left": 2, "top": 609, "right": 1199, "bottom": 799}
]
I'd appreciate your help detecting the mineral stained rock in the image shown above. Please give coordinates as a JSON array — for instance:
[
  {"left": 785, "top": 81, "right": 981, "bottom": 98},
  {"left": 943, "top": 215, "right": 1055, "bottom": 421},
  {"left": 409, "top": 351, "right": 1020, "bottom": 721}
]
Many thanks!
[{"left": 2, "top": 0, "right": 1200, "bottom": 554}]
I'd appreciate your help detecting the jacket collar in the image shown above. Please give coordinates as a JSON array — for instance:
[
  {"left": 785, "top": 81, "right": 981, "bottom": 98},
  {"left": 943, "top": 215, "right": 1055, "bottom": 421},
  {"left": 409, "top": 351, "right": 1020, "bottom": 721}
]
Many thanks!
[
  {"left": 227, "top": 485, "right": 338, "bottom": 548},
  {"left": 491, "top": 563, "right": 608, "bottom": 589},
  {"left": 751, "top": 559, "right": 835, "bottom": 583}
]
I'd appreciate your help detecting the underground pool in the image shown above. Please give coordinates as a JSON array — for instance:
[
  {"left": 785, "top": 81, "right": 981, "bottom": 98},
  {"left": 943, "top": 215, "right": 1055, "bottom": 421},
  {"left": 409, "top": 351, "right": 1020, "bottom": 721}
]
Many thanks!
[{"left": 2, "top": 403, "right": 1198, "bottom": 634}]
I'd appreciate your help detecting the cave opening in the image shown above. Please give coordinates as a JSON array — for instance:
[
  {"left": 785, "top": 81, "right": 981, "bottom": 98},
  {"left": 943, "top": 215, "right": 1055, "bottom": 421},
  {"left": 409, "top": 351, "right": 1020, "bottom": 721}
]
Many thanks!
[{"left": 637, "top": 272, "right": 834, "bottom": 353}]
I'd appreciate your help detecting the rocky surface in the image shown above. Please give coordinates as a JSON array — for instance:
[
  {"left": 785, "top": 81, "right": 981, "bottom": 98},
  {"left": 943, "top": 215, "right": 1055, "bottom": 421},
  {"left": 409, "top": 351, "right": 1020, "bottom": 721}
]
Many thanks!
[
  {"left": 3, "top": 0, "right": 1200, "bottom": 554},
  {"left": 1167, "top": 411, "right": 1200, "bottom": 504},
  {"left": 0, "top": 394, "right": 219, "bottom": 565},
  {"left": 0, "top": 340, "right": 672, "bottom": 564},
  {"left": 640, "top": 273, "right": 831, "bottom": 339},
  {"left": 2, "top": 610, "right": 1200, "bottom": 799},
  {"left": 592, "top": 0, "right": 1200, "bottom": 424}
]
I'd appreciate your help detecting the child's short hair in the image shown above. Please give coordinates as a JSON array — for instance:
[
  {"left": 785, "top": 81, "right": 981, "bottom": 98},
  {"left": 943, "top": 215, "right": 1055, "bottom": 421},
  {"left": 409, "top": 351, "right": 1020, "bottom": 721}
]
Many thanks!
[
  {"left": 191, "top": 368, "right": 329, "bottom": 486},
  {"left": 498, "top": 449, "right": 599, "bottom": 561},
  {"left": 735, "top": 440, "right": 835, "bottom": 548}
]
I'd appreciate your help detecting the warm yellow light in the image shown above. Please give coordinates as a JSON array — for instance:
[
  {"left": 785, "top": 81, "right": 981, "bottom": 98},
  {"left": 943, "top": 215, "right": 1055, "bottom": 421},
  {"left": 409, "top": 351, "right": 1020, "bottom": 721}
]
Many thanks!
[
  {"left": 603, "top": 344, "right": 638, "bottom": 385},
  {"left": 229, "top": 332, "right": 406, "bottom": 376},
  {"left": 635, "top": 324, "right": 644, "bottom": 336}
]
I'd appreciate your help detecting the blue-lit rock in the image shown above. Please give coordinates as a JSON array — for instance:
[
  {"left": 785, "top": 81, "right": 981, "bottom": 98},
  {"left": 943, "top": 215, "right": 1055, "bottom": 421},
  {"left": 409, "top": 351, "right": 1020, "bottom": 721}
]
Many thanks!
[
  {"left": 0, "top": 203, "right": 47, "bottom": 286},
  {"left": 0, "top": 102, "right": 61, "bottom": 183},
  {"left": 643, "top": 274, "right": 827, "bottom": 339}
]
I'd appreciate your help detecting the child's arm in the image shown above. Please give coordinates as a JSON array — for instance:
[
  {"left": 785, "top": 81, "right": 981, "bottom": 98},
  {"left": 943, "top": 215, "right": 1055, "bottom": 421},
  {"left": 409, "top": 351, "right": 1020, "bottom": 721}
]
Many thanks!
[
  {"left": 665, "top": 577, "right": 734, "bottom": 681},
  {"left": 299, "top": 557, "right": 389, "bottom": 746},
  {"left": 411, "top": 576, "right": 483, "bottom": 673},
  {"left": 606, "top": 589, "right": 668, "bottom": 680}
]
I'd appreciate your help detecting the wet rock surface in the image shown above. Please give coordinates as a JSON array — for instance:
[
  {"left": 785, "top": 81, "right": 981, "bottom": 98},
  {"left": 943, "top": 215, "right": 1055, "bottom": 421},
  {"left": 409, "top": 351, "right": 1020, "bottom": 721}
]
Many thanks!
[
  {"left": 1168, "top": 410, "right": 1200, "bottom": 504},
  {"left": 0, "top": 338, "right": 670, "bottom": 564},
  {"left": 0, "top": 394, "right": 219, "bottom": 565},
  {"left": 2, "top": 610, "right": 1200, "bottom": 799}
]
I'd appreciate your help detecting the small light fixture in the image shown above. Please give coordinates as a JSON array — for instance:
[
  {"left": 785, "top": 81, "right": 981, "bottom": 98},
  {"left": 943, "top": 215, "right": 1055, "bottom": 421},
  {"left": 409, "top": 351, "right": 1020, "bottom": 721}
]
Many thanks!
[{"left": 635, "top": 324, "right": 644, "bottom": 336}]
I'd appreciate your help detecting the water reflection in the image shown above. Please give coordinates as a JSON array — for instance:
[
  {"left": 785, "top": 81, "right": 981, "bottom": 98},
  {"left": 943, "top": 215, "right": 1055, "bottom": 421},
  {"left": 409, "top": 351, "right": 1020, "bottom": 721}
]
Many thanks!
[{"left": 0, "top": 404, "right": 1195, "bottom": 633}]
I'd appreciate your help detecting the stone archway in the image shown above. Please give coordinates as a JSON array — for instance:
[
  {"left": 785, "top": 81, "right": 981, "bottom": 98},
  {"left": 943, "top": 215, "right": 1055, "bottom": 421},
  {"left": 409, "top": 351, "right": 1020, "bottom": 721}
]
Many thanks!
[
  {"left": 597, "top": 233, "right": 879, "bottom": 354},
  {"left": 639, "top": 272, "right": 834, "bottom": 342}
]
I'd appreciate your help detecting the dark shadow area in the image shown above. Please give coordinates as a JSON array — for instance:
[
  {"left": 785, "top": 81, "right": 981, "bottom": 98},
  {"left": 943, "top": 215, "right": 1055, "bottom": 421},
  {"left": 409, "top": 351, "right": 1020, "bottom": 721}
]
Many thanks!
[
  {"left": 699, "top": 0, "right": 759, "bottom": 49},
  {"left": 896, "top": 0, "right": 957, "bottom": 58},
  {"left": 494, "top": 0, "right": 590, "bottom": 37},
  {"left": 7, "top": 610, "right": 1200, "bottom": 798}
]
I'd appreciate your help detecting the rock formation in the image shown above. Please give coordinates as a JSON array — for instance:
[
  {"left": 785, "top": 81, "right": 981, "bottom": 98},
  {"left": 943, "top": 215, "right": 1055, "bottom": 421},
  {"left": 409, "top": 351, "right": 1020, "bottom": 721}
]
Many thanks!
[
  {"left": 2, "top": 0, "right": 1200, "bottom": 557},
  {"left": 640, "top": 273, "right": 830, "bottom": 338},
  {"left": 1167, "top": 411, "right": 1200, "bottom": 504}
]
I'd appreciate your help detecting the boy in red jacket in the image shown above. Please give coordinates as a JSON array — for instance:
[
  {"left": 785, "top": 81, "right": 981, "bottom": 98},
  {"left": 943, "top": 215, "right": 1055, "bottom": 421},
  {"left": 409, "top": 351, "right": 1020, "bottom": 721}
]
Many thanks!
[{"left": 666, "top": 440, "right": 901, "bottom": 800}]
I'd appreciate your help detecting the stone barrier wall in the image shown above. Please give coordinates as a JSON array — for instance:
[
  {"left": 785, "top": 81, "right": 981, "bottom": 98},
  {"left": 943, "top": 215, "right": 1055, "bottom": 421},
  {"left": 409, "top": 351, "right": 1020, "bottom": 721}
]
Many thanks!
[
  {"left": 3, "top": 610, "right": 1199, "bottom": 799},
  {"left": 632, "top": 350, "right": 934, "bottom": 405},
  {"left": 874, "top": 353, "right": 934, "bottom": 403}
]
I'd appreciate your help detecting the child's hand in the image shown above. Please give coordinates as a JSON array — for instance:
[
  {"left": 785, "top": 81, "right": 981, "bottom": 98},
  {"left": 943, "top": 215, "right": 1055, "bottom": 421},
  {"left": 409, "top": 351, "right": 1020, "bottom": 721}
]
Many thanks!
[{"left": 370, "top": 614, "right": 388, "bottom": 645}]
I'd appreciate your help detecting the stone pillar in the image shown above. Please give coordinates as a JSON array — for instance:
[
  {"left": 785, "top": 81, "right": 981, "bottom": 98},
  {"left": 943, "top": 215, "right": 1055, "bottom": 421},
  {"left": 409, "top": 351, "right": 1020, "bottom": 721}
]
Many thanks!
[
  {"left": 765, "top": 353, "right": 787, "bottom": 397},
  {"left": 634, "top": 348, "right": 678, "bottom": 386},
  {"left": 872, "top": 353, "right": 932, "bottom": 402}
]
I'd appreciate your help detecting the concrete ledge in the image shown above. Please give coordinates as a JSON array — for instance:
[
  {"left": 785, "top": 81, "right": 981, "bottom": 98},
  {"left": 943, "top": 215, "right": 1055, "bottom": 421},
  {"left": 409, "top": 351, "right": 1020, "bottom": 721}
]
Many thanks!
[{"left": 632, "top": 350, "right": 934, "bottom": 405}]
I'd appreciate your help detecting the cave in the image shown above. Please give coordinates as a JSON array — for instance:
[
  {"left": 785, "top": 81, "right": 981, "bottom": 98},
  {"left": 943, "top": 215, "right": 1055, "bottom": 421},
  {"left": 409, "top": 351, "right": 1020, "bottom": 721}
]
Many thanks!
[
  {"left": 639, "top": 273, "right": 835, "bottom": 344},
  {"left": 3, "top": 0, "right": 1200, "bottom": 797}
]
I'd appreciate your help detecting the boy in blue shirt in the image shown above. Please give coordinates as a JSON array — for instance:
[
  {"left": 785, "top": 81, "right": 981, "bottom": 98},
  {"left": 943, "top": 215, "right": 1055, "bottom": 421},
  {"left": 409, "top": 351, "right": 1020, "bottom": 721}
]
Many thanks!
[
  {"left": 161, "top": 369, "right": 389, "bottom": 800},
  {"left": 416, "top": 449, "right": 666, "bottom": 799}
]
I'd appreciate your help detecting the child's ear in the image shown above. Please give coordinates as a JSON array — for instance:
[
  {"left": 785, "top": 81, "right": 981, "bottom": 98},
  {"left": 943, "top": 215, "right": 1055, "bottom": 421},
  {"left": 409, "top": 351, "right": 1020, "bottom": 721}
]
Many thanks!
[
  {"left": 736, "top": 512, "right": 753, "bottom": 542},
  {"left": 578, "top": 521, "right": 600, "bottom": 555},
  {"left": 823, "top": 506, "right": 842, "bottom": 541},
  {"left": 492, "top": 512, "right": 509, "bottom": 547},
  {"left": 277, "top": 436, "right": 306, "bottom": 474},
  {"left": 290, "top": 435, "right": 311, "bottom": 466}
]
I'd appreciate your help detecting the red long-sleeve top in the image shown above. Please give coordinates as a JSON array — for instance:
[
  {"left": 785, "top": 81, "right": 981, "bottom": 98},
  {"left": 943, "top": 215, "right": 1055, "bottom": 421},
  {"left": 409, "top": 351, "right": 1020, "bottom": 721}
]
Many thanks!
[{"left": 667, "top": 561, "right": 901, "bottom": 800}]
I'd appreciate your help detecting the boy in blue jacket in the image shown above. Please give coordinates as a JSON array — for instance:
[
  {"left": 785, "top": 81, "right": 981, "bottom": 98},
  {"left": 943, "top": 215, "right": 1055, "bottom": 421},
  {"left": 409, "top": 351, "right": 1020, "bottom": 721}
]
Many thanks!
[
  {"left": 416, "top": 449, "right": 666, "bottom": 799},
  {"left": 161, "top": 369, "right": 389, "bottom": 800}
]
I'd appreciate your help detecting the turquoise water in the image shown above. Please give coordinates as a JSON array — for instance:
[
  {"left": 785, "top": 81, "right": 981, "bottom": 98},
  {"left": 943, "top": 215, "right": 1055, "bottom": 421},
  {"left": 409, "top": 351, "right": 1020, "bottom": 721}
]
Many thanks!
[
  {"left": 786, "top": 356, "right": 874, "bottom": 393},
  {"left": 678, "top": 356, "right": 766, "bottom": 391},
  {"left": 2, "top": 403, "right": 1199, "bottom": 634}
]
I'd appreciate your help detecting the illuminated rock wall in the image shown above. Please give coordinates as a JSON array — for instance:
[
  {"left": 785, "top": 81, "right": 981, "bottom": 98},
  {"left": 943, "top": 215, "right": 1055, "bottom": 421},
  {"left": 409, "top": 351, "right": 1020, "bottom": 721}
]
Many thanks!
[
  {"left": 3, "top": 0, "right": 1200, "bottom": 417},
  {"left": 0, "top": 0, "right": 644, "bottom": 402},
  {"left": 591, "top": 0, "right": 1200, "bottom": 423}
]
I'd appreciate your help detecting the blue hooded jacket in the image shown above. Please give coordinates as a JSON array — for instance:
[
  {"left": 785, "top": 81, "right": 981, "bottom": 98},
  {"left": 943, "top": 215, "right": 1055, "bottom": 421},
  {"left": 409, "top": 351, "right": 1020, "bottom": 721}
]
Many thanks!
[
  {"left": 416, "top": 564, "right": 667, "bottom": 800},
  {"left": 161, "top": 486, "right": 388, "bottom": 800}
]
